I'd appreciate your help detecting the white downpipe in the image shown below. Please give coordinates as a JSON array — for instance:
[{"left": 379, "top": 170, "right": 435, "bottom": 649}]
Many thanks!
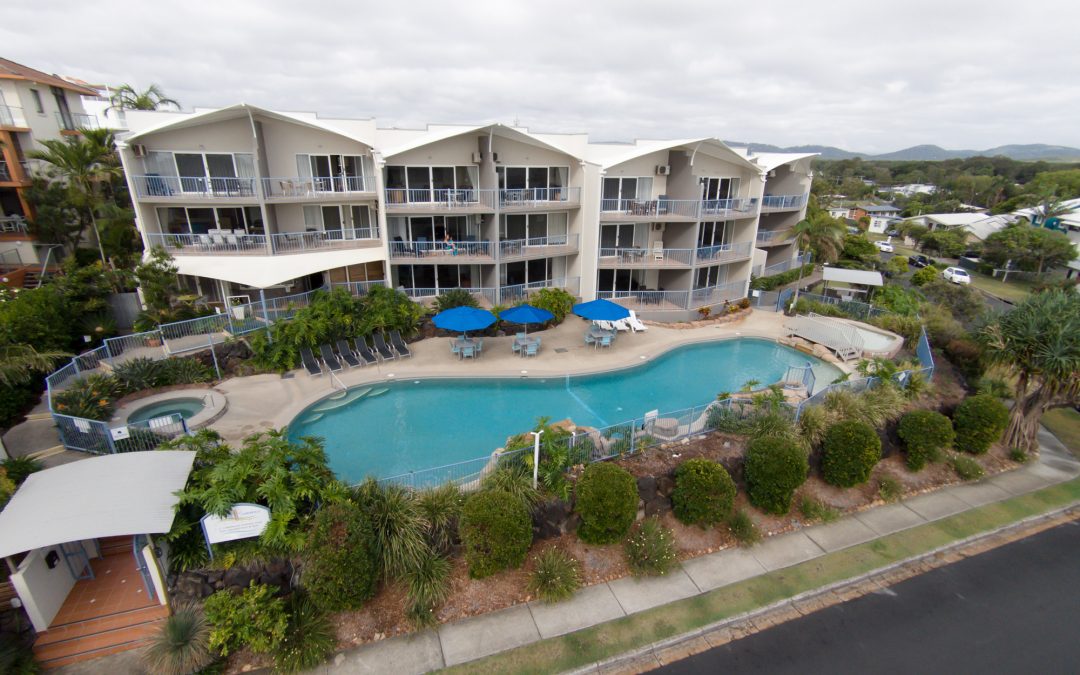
[{"left": 530, "top": 430, "right": 543, "bottom": 489}]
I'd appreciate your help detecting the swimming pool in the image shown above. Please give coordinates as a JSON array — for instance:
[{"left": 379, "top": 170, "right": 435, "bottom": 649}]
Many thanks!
[
  {"left": 288, "top": 338, "right": 840, "bottom": 483},
  {"left": 127, "top": 397, "right": 206, "bottom": 424}
]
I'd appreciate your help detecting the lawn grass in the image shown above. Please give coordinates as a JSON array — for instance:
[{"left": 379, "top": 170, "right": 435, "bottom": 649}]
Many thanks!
[
  {"left": 1043, "top": 407, "right": 1080, "bottom": 457},
  {"left": 442, "top": 477, "right": 1080, "bottom": 674},
  {"left": 966, "top": 272, "right": 1036, "bottom": 304}
]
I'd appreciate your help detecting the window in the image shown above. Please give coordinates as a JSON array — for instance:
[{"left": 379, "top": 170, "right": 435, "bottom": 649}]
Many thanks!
[
  {"left": 698, "top": 221, "right": 731, "bottom": 248},
  {"left": 156, "top": 206, "right": 262, "bottom": 235},
  {"left": 694, "top": 265, "right": 727, "bottom": 289},
  {"left": 602, "top": 177, "right": 652, "bottom": 208},
  {"left": 297, "top": 154, "right": 372, "bottom": 191},
  {"left": 501, "top": 212, "right": 565, "bottom": 241},
  {"left": 51, "top": 87, "right": 72, "bottom": 129},
  {"left": 29, "top": 89, "right": 43, "bottom": 114},
  {"left": 385, "top": 165, "right": 480, "bottom": 202},
  {"left": 701, "top": 177, "right": 740, "bottom": 201}
]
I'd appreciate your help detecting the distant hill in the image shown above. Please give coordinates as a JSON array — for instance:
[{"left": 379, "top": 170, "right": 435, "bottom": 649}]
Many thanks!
[{"left": 725, "top": 141, "right": 1080, "bottom": 162}]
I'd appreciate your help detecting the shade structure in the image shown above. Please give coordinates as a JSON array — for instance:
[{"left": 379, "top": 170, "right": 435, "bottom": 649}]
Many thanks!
[
  {"left": 432, "top": 306, "right": 497, "bottom": 333},
  {"left": 499, "top": 304, "right": 555, "bottom": 326},
  {"left": 572, "top": 298, "right": 631, "bottom": 322}
]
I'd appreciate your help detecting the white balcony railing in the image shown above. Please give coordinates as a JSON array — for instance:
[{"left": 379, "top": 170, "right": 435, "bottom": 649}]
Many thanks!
[
  {"left": 499, "top": 276, "right": 580, "bottom": 304},
  {"left": 133, "top": 175, "right": 258, "bottom": 199},
  {"left": 270, "top": 228, "right": 380, "bottom": 254},
  {"left": 760, "top": 193, "right": 808, "bottom": 212},
  {"left": 390, "top": 239, "right": 493, "bottom": 259},
  {"left": 694, "top": 240, "right": 754, "bottom": 264},
  {"left": 400, "top": 286, "right": 500, "bottom": 306},
  {"left": 499, "top": 187, "right": 581, "bottom": 207},
  {"left": 498, "top": 234, "right": 579, "bottom": 258},
  {"left": 599, "top": 247, "right": 694, "bottom": 266},
  {"left": 0, "top": 105, "right": 27, "bottom": 127},
  {"left": 757, "top": 228, "right": 793, "bottom": 244},
  {"left": 599, "top": 280, "right": 745, "bottom": 311},
  {"left": 0, "top": 161, "right": 10, "bottom": 182},
  {"left": 147, "top": 227, "right": 380, "bottom": 255},
  {"left": 689, "top": 280, "right": 746, "bottom": 308},
  {"left": 600, "top": 198, "right": 702, "bottom": 219},
  {"left": 0, "top": 215, "right": 29, "bottom": 234},
  {"left": 56, "top": 112, "right": 98, "bottom": 131},
  {"left": 700, "top": 198, "right": 758, "bottom": 218},
  {"left": 758, "top": 253, "right": 812, "bottom": 277},
  {"left": 262, "top": 175, "right": 376, "bottom": 198},
  {"left": 385, "top": 188, "right": 497, "bottom": 210}
]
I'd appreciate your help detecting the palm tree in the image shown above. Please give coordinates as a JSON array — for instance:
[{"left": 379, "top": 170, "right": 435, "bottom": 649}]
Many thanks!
[
  {"left": 106, "top": 84, "right": 180, "bottom": 116},
  {"left": 28, "top": 137, "right": 120, "bottom": 264},
  {"left": 789, "top": 213, "right": 846, "bottom": 307},
  {"left": 0, "top": 344, "right": 70, "bottom": 386},
  {"left": 1029, "top": 188, "right": 1071, "bottom": 228},
  {"left": 978, "top": 290, "right": 1080, "bottom": 452}
]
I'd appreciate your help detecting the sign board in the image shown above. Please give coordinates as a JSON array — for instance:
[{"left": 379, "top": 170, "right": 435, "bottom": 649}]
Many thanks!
[
  {"left": 110, "top": 426, "right": 131, "bottom": 441},
  {"left": 201, "top": 503, "right": 271, "bottom": 546}
]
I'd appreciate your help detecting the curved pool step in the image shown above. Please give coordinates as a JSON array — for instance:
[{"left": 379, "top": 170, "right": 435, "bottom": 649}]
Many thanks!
[
  {"left": 311, "top": 388, "right": 372, "bottom": 413},
  {"left": 366, "top": 388, "right": 389, "bottom": 398},
  {"left": 300, "top": 412, "right": 324, "bottom": 424}
]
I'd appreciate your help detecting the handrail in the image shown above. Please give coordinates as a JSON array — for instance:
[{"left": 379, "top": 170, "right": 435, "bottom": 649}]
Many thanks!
[
  {"left": 384, "top": 188, "right": 497, "bottom": 209},
  {"left": 498, "top": 234, "right": 578, "bottom": 258},
  {"left": 262, "top": 175, "right": 376, "bottom": 197},
  {"left": 390, "top": 239, "right": 493, "bottom": 258},
  {"left": 498, "top": 187, "right": 581, "bottom": 206},
  {"left": 132, "top": 175, "right": 258, "bottom": 199}
]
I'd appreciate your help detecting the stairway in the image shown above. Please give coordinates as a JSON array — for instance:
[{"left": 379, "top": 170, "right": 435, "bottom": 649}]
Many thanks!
[
  {"left": 97, "top": 536, "right": 132, "bottom": 557},
  {"left": 33, "top": 603, "right": 168, "bottom": 669}
]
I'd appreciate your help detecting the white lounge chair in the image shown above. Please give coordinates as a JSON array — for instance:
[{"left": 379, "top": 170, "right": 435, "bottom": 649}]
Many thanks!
[
  {"left": 627, "top": 310, "right": 648, "bottom": 332},
  {"left": 611, "top": 318, "right": 631, "bottom": 332}
]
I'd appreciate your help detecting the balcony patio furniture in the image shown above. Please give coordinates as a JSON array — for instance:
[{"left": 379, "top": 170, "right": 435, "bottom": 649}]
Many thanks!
[
  {"left": 627, "top": 310, "right": 648, "bottom": 332},
  {"left": 652, "top": 242, "right": 664, "bottom": 261}
]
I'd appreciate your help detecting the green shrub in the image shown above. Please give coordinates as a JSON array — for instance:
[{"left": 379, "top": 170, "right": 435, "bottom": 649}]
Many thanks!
[
  {"left": 52, "top": 373, "right": 126, "bottom": 420},
  {"left": 799, "top": 497, "right": 840, "bottom": 523},
  {"left": 481, "top": 465, "right": 541, "bottom": 511},
  {"left": 1009, "top": 447, "right": 1028, "bottom": 463},
  {"left": 623, "top": 517, "right": 678, "bottom": 577},
  {"left": 947, "top": 453, "right": 985, "bottom": 481},
  {"left": 0, "top": 632, "right": 40, "bottom": 675},
  {"left": 303, "top": 503, "right": 378, "bottom": 611},
  {"left": 144, "top": 603, "right": 216, "bottom": 675},
  {"left": 672, "top": 458, "right": 736, "bottom": 527},
  {"left": 574, "top": 462, "right": 638, "bottom": 544},
  {"left": 0, "top": 383, "right": 37, "bottom": 429},
  {"left": 403, "top": 551, "right": 452, "bottom": 627},
  {"left": 750, "top": 264, "right": 814, "bottom": 291},
  {"left": 460, "top": 490, "right": 533, "bottom": 578},
  {"left": 273, "top": 592, "right": 336, "bottom": 673},
  {"left": 822, "top": 420, "right": 882, "bottom": 487},
  {"left": 203, "top": 582, "right": 288, "bottom": 656},
  {"left": 433, "top": 288, "right": 479, "bottom": 312},
  {"left": 1, "top": 456, "right": 43, "bottom": 486},
  {"left": 417, "top": 483, "right": 464, "bottom": 556},
  {"left": 878, "top": 476, "right": 903, "bottom": 502},
  {"left": 911, "top": 265, "right": 938, "bottom": 287},
  {"left": 352, "top": 479, "right": 429, "bottom": 580},
  {"left": 744, "top": 436, "right": 809, "bottom": 515},
  {"left": 953, "top": 395, "right": 1009, "bottom": 455},
  {"left": 528, "top": 547, "right": 582, "bottom": 603},
  {"left": 898, "top": 410, "right": 955, "bottom": 471},
  {"left": 727, "top": 510, "right": 761, "bottom": 546},
  {"left": 944, "top": 336, "right": 985, "bottom": 380},
  {"left": 976, "top": 376, "right": 1012, "bottom": 399},
  {"left": 529, "top": 287, "right": 576, "bottom": 323}
]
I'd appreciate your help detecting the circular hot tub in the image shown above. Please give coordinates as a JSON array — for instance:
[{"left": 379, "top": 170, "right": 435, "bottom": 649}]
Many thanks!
[{"left": 114, "top": 389, "right": 228, "bottom": 430}]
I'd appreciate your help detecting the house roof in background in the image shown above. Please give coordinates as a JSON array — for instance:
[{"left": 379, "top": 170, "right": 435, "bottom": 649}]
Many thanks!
[
  {"left": 823, "top": 267, "right": 883, "bottom": 286},
  {"left": 0, "top": 57, "right": 98, "bottom": 96}
]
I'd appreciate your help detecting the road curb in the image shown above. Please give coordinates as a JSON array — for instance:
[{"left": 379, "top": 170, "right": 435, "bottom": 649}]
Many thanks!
[{"left": 573, "top": 500, "right": 1080, "bottom": 674}]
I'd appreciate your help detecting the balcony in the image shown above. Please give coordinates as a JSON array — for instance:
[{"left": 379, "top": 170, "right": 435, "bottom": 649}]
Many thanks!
[
  {"left": 600, "top": 197, "right": 759, "bottom": 222},
  {"left": 399, "top": 276, "right": 580, "bottom": 306},
  {"left": 0, "top": 105, "right": 27, "bottom": 128},
  {"left": 385, "top": 188, "right": 497, "bottom": 213},
  {"left": 760, "top": 193, "right": 808, "bottom": 213},
  {"left": 401, "top": 286, "right": 500, "bottom": 306},
  {"left": 598, "top": 241, "right": 752, "bottom": 269},
  {"left": 598, "top": 280, "right": 745, "bottom": 312},
  {"left": 132, "top": 175, "right": 258, "bottom": 201},
  {"left": 498, "top": 234, "right": 579, "bottom": 261},
  {"left": 146, "top": 227, "right": 381, "bottom": 256},
  {"left": 389, "top": 239, "right": 494, "bottom": 263},
  {"left": 56, "top": 112, "right": 99, "bottom": 132},
  {"left": 0, "top": 160, "right": 27, "bottom": 184},
  {"left": 756, "top": 228, "right": 793, "bottom": 246},
  {"left": 693, "top": 241, "right": 754, "bottom": 265},
  {"left": 753, "top": 253, "right": 811, "bottom": 278},
  {"left": 0, "top": 215, "right": 29, "bottom": 235},
  {"left": 498, "top": 187, "right": 581, "bottom": 212},
  {"left": 262, "top": 175, "right": 376, "bottom": 200}
]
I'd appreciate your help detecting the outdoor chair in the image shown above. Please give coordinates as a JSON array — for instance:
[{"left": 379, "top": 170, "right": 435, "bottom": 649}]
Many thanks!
[
  {"left": 584, "top": 333, "right": 596, "bottom": 347},
  {"left": 299, "top": 347, "right": 323, "bottom": 376},
  {"left": 354, "top": 337, "right": 379, "bottom": 365},
  {"left": 628, "top": 310, "right": 649, "bottom": 332},
  {"left": 599, "top": 335, "right": 613, "bottom": 349},
  {"left": 318, "top": 344, "right": 343, "bottom": 372},
  {"left": 389, "top": 330, "right": 412, "bottom": 358},
  {"left": 451, "top": 341, "right": 462, "bottom": 358},
  {"left": 512, "top": 340, "right": 522, "bottom": 355},
  {"left": 474, "top": 338, "right": 484, "bottom": 355},
  {"left": 461, "top": 343, "right": 476, "bottom": 359},
  {"left": 525, "top": 342, "right": 539, "bottom": 357},
  {"left": 336, "top": 339, "right": 362, "bottom": 368},
  {"left": 372, "top": 332, "right": 396, "bottom": 360}
]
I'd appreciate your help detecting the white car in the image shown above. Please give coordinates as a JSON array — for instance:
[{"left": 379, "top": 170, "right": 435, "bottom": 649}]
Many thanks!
[
  {"left": 942, "top": 267, "right": 971, "bottom": 285},
  {"left": 874, "top": 240, "right": 894, "bottom": 253}
]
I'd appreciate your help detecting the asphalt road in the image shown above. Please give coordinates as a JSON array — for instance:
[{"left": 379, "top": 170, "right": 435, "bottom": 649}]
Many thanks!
[{"left": 655, "top": 520, "right": 1080, "bottom": 675}]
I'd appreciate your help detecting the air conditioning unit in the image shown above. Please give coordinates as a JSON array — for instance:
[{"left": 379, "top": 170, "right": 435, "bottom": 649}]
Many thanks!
[
  {"left": 656, "top": 165, "right": 671, "bottom": 176},
  {"left": 767, "top": 170, "right": 776, "bottom": 178},
  {"left": 471, "top": 152, "right": 482, "bottom": 163},
  {"left": 132, "top": 143, "right": 147, "bottom": 158},
  {"left": 491, "top": 152, "right": 499, "bottom": 163},
  {"left": 652, "top": 223, "right": 665, "bottom": 232}
]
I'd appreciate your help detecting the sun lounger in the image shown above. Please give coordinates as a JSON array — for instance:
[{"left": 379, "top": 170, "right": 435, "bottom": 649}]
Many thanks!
[
  {"left": 318, "top": 343, "right": 343, "bottom": 372},
  {"left": 336, "top": 339, "right": 362, "bottom": 368},
  {"left": 612, "top": 318, "right": 631, "bottom": 332},
  {"left": 299, "top": 347, "right": 323, "bottom": 376},
  {"left": 353, "top": 337, "right": 378, "bottom": 365},
  {"left": 389, "top": 330, "right": 412, "bottom": 358},
  {"left": 372, "top": 332, "right": 396, "bottom": 360},
  {"left": 628, "top": 310, "right": 648, "bottom": 332}
]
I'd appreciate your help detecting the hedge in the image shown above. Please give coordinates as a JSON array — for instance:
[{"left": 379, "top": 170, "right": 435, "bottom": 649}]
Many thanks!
[
  {"left": 822, "top": 420, "right": 881, "bottom": 487},
  {"left": 672, "top": 458, "right": 736, "bottom": 526},
  {"left": 460, "top": 490, "right": 533, "bottom": 578},
  {"left": 303, "top": 503, "right": 379, "bottom": 611},
  {"left": 744, "top": 436, "right": 809, "bottom": 515},
  {"left": 750, "top": 264, "right": 814, "bottom": 291},
  {"left": 574, "top": 462, "right": 638, "bottom": 544},
  {"left": 953, "top": 394, "right": 1009, "bottom": 455},
  {"left": 898, "top": 410, "right": 955, "bottom": 471}
]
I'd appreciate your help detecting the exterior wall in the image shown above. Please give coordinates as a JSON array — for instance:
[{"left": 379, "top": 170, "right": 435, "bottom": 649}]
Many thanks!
[
  {"left": 259, "top": 117, "right": 373, "bottom": 178},
  {"left": 3, "top": 80, "right": 90, "bottom": 153},
  {"left": 385, "top": 133, "right": 481, "bottom": 168},
  {"left": 131, "top": 117, "right": 256, "bottom": 159},
  {"left": 11, "top": 541, "right": 96, "bottom": 632},
  {"left": 603, "top": 150, "right": 669, "bottom": 199}
]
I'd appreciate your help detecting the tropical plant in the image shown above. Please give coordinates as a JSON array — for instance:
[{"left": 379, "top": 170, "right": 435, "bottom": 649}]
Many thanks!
[
  {"left": 623, "top": 517, "right": 678, "bottom": 577},
  {"left": 356, "top": 284, "right": 427, "bottom": 337},
  {"left": 433, "top": 288, "right": 479, "bottom": 312},
  {"left": 790, "top": 212, "right": 846, "bottom": 305},
  {"left": 272, "top": 592, "right": 336, "bottom": 673},
  {"left": 528, "top": 547, "right": 582, "bottom": 603},
  {"left": 910, "top": 265, "right": 939, "bottom": 287},
  {"left": 0, "top": 632, "right": 39, "bottom": 674},
  {"left": 574, "top": 462, "right": 638, "bottom": 544},
  {"left": 416, "top": 483, "right": 464, "bottom": 556},
  {"left": 51, "top": 372, "right": 126, "bottom": 420},
  {"left": 821, "top": 420, "right": 881, "bottom": 487},
  {"left": 107, "top": 83, "right": 180, "bottom": 114},
  {"left": 302, "top": 503, "right": 379, "bottom": 612},
  {"left": 947, "top": 453, "right": 985, "bottom": 481},
  {"left": 203, "top": 582, "right": 288, "bottom": 656},
  {"left": 744, "top": 436, "right": 809, "bottom": 515},
  {"left": 898, "top": 410, "right": 955, "bottom": 471},
  {"left": 402, "top": 550, "right": 453, "bottom": 627},
  {"left": 481, "top": 464, "right": 542, "bottom": 511},
  {"left": 143, "top": 603, "right": 216, "bottom": 675},
  {"left": 1, "top": 456, "right": 44, "bottom": 486},
  {"left": 977, "top": 290, "right": 1080, "bottom": 452},
  {"left": 0, "top": 344, "right": 68, "bottom": 386},
  {"left": 249, "top": 288, "right": 365, "bottom": 371},
  {"left": 952, "top": 394, "right": 1010, "bottom": 455},
  {"left": 672, "top": 458, "right": 736, "bottom": 527},
  {"left": 878, "top": 476, "right": 903, "bottom": 502},
  {"left": 799, "top": 497, "right": 840, "bottom": 523},
  {"left": 135, "top": 247, "right": 181, "bottom": 315},
  {"left": 529, "top": 287, "right": 576, "bottom": 323},
  {"left": 459, "top": 489, "right": 533, "bottom": 578},
  {"left": 0, "top": 468, "right": 16, "bottom": 511},
  {"left": 352, "top": 479, "right": 429, "bottom": 580}
]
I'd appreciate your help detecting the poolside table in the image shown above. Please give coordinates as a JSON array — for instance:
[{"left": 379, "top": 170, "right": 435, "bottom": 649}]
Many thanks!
[
  {"left": 450, "top": 336, "right": 480, "bottom": 359},
  {"left": 513, "top": 335, "right": 540, "bottom": 357},
  {"left": 585, "top": 326, "right": 616, "bottom": 348}
]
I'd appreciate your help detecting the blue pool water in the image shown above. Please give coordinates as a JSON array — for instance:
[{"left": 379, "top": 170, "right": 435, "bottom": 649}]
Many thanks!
[{"left": 288, "top": 339, "right": 838, "bottom": 483}]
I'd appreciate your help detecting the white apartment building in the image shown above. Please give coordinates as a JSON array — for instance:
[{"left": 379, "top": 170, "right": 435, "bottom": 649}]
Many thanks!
[{"left": 118, "top": 105, "right": 813, "bottom": 321}]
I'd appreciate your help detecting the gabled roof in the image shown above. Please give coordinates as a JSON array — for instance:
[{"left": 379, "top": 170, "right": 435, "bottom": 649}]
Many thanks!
[
  {"left": 913, "top": 212, "right": 988, "bottom": 227},
  {"left": 857, "top": 203, "right": 901, "bottom": 213},
  {"left": 588, "top": 137, "right": 762, "bottom": 173},
  {"left": 728, "top": 148, "right": 818, "bottom": 172},
  {"left": 171, "top": 247, "right": 387, "bottom": 288},
  {"left": 123, "top": 103, "right": 376, "bottom": 147},
  {"left": 377, "top": 123, "right": 585, "bottom": 162},
  {"left": 0, "top": 451, "right": 196, "bottom": 558},
  {"left": 0, "top": 57, "right": 98, "bottom": 96}
]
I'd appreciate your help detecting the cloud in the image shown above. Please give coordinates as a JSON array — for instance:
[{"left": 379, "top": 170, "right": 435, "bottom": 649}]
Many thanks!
[{"left": 4, "top": 0, "right": 1079, "bottom": 153}]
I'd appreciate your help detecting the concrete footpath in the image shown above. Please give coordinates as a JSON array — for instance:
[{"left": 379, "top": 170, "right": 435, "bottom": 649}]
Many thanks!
[{"left": 311, "top": 429, "right": 1080, "bottom": 675}]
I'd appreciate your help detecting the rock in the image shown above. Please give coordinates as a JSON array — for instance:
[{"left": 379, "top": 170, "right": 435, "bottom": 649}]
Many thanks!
[
  {"left": 204, "top": 570, "right": 224, "bottom": 585},
  {"left": 645, "top": 496, "right": 672, "bottom": 517},
  {"left": 223, "top": 566, "right": 255, "bottom": 589},
  {"left": 636, "top": 507, "right": 646, "bottom": 521},
  {"left": 533, "top": 498, "right": 574, "bottom": 539},
  {"left": 636, "top": 475, "right": 657, "bottom": 502},
  {"left": 657, "top": 474, "right": 676, "bottom": 498}
]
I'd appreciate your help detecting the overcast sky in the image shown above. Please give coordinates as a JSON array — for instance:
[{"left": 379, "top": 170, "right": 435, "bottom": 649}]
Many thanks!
[{"left": 5, "top": 0, "right": 1078, "bottom": 153}]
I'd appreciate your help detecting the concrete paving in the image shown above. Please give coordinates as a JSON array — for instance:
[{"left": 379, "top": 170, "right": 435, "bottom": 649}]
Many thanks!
[
  {"left": 852, "top": 502, "right": 926, "bottom": 536},
  {"left": 749, "top": 531, "right": 826, "bottom": 571},
  {"left": 803, "top": 517, "right": 879, "bottom": 552},
  {"left": 681, "top": 547, "right": 767, "bottom": 592},
  {"left": 948, "top": 481, "right": 1013, "bottom": 508},
  {"left": 901, "top": 490, "right": 972, "bottom": 521},
  {"left": 528, "top": 582, "right": 627, "bottom": 639},
  {"left": 607, "top": 568, "right": 702, "bottom": 615},
  {"left": 437, "top": 603, "right": 540, "bottom": 667},
  {"left": 323, "top": 630, "right": 443, "bottom": 675}
]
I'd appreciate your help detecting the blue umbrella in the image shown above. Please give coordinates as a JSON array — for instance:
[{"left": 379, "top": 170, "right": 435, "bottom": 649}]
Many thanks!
[
  {"left": 432, "top": 306, "right": 497, "bottom": 334},
  {"left": 499, "top": 304, "right": 555, "bottom": 335},
  {"left": 572, "top": 298, "right": 630, "bottom": 322}
]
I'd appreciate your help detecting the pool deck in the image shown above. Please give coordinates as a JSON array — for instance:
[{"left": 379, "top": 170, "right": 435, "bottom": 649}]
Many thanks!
[{"left": 209, "top": 310, "right": 847, "bottom": 444}]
